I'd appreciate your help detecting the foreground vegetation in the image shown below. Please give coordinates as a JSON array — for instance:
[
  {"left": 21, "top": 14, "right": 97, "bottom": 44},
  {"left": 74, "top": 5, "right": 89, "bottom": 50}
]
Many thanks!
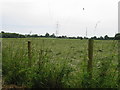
[{"left": 2, "top": 38, "right": 119, "bottom": 88}]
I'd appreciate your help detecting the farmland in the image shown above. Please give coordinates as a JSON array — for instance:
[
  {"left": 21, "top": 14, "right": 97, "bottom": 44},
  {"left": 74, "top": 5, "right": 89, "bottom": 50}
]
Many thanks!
[{"left": 2, "top": 38, "right": 119, "bottom": 88}]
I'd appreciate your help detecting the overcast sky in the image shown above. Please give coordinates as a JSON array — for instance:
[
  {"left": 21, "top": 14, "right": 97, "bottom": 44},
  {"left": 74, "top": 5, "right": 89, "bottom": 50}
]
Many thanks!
[{"left": 1, "top": 0, "right": 119, "bottom": 37}]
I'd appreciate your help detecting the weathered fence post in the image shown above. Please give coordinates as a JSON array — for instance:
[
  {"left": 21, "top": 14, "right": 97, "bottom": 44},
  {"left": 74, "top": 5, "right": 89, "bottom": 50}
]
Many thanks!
[
  {"left": 87, "top": 39, "right": 94, "bottom": 82},
  {"left": 28, "top": 41, "right": 31, "bottom": 67}
]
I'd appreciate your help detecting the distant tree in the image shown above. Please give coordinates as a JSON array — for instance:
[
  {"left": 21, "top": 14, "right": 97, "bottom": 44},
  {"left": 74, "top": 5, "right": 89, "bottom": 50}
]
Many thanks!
[
  {"left": 96, "top": 36, "right": 104, "bottom": 40},
  {"left": 91, "top": 36, "right": 97, "bottom": 40},
  {"left": 31, "top": 34, "right": 38, "bottom": 37},
  {"left": 115, "top": 33, "right": 120, "bottom": 40},
  {"left": 99, "top": 36, "right": 104, "bottom": 40},
  {"left": 61, "top": 36, "right": 67, "bottom": 38},
  {"left": 77, "top": 36, "right": 83, "bottom": 40},
  {"left": 57, "top": 36, "right": 62, "bottom": 38},
  {"left": 109, "top": 37, "right": 114, "bottom": 40},
  {"left": 50, "top": 33, "right": 56, "bottom": 38},
  {"left": 84, "top": 37, "right": 88, "bottom": 39},
  {"left": 69, "top": 37, "right": 76, "bottom": 39},
  {"left": 40, "top": 35, "right": 44, "bottom": 37},
  {"left": 1, "top": 31, "right": 5, "bottom": 33},
  {"left": 26, "top": 34, "right": 31, "bottom": 37},
  {"left": 104, "top": 35, "right": 109, "bottom": 40},
  {"left": 1, "top": 32, "right": 25, "bottom": 38},
  {"left": 45, "top": 33, "right": 50, "bottom": 37}
]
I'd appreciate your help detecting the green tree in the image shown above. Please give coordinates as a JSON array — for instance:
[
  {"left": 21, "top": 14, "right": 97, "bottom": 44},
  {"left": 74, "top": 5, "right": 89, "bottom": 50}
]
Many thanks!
[
  {"left": 104, "top": 35, "right": 109, "bottom": 40},
  {"left": 115, "top": 33, "right": 120, "bottom": 40},
  {"left": 45, "top": 33, "right": 50, "bottom": 37},
  {"left": 50, "top": 33, "right": 56, "bottom": 38}
]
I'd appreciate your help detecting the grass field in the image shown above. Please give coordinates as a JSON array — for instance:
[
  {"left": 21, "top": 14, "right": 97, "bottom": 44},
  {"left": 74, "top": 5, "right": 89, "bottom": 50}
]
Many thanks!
[{"left": 2, "top": 38, "right": 119, "bottom": 88}]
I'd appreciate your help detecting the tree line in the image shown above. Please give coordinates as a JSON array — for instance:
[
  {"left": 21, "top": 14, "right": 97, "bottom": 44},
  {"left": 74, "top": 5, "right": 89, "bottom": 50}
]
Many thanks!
[{"left": 0, "top": 31, "right": 120, "bottom": 40}]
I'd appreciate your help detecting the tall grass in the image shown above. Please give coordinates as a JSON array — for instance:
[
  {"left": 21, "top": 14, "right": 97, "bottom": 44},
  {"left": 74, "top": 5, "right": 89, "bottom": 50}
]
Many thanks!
[{"left": 2, "top": 38, "right": 118, "bottom": 88}]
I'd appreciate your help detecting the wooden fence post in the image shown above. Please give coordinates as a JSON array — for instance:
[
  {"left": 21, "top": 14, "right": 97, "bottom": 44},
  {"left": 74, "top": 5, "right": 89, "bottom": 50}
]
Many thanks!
[
  {"left": 28, "top": 41, "right": 31, "bottom": 67},
  {"left": 87, "top": 39, "right": 94, "bottom": 81}
]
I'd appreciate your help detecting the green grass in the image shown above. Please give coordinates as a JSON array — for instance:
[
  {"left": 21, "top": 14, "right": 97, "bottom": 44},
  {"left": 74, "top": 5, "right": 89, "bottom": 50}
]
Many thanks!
[{"left": 2, "top": 38, "right": 119, "bottom": 88}]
